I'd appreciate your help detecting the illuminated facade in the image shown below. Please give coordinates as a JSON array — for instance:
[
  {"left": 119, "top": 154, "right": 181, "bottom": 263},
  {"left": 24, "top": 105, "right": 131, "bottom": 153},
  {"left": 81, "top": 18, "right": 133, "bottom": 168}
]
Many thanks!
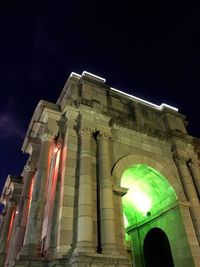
[{"left": 0, "top": 71, "right": 200, "bottom": 267}]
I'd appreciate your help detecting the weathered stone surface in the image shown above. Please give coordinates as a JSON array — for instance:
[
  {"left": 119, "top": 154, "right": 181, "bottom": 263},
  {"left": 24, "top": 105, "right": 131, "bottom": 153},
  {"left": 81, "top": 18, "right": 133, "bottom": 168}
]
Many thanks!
[{"left": 1, "top": 71, "right": 200, "bottom": 267}]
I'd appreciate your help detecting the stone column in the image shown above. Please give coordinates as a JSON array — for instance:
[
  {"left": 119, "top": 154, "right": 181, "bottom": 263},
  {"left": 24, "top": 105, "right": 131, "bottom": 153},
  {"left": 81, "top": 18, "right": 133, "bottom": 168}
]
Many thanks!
[
  {"left": 0, "top": 214, "right": 5, "bottom": 236},
  {"left": 20, "top": 131, "right": 53, "bottom": 257},
  {"left": 0, "top": 202, "right": 15, "bottom": 266},
  {"left": 188, "top": 158, "right": 200, "bottom": 198},
  {"left": 97, "top": 132, "right": 118, "bottom": 254},
  {"left": 75, "top": 127, "right": 94, "bottom": 254},
  {"left": 11, "top": 160, "right": 36, "bottom": 261},
  {"left": 174, "top": 156, "right": 200, "bottom": 243}
]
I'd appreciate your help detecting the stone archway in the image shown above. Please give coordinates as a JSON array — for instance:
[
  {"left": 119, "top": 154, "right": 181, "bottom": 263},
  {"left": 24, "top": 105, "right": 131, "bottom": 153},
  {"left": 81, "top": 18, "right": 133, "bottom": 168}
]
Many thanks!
[
  {"left": 112, "top": 154, "right": 196, "bottom": 267},
  {"left": 143, "top": 228, "right": 174, "bottom": 267},
  {"left": 112, "top": 154, "right": 183, "bottom": 200},
  {"left": 121, "top": 164, "right": 177, "bottom": 228},
  {"left": 112, "top": 156, "right": 179, "bottom": 267}
]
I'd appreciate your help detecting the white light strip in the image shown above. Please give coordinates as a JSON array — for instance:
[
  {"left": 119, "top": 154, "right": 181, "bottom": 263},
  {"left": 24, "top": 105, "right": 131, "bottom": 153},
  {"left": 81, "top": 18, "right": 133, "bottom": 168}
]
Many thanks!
[
  {"left": 70, "top": 72, "right": 81, "bottom": 78},
  {"left": 111, "top": 87, "right": 178, "bottom": 111},
  {"left": 160, "top": 103, "right": 178, "bottom": 111},
  {"left": 82, "top": 71, "right": 106, "bottom": 83},
  {"left": 69, "top": 71, "right": 178, "bottom": 112}
]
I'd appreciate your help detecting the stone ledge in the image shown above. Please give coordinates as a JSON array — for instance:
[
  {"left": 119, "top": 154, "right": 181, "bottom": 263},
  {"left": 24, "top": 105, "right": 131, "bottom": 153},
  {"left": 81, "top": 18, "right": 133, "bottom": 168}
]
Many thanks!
[
  {"left": 70, "top": 253, "right": 132, "bottom": 267},
  {"left": 14, "top": 258, "right": 47, "bottom": 267}
]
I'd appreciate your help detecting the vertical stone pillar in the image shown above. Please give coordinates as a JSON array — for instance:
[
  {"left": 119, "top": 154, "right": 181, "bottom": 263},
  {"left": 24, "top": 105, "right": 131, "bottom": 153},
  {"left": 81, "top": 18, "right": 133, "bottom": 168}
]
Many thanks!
[
  {"left": 20, "top": 131, "right": 53, "bottom": 257},
  {"left": 97, "top": 132, "right": 118, "bottom": 255},
  {"left": 11, "top": 159, "right": 36, "bottom": 261},
  {"left": 174, "top": 156, "right": 200, "bottom": 243},
  {"left": 0, "top": 202, "right": 15, "bottom": 267},
  {"left": 0, "top": 214, "right": 5, "bottom": 237},
  {"left": 188, "top": 158, "right": 200, "bottom": 198},
  {"left": 75, "top": 127, "right": 94, "bottom": 254}
]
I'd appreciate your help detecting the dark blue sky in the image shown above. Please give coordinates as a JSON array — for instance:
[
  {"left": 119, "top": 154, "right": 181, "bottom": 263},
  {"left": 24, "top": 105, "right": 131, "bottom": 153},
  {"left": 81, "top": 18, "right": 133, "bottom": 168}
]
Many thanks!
[{"left": 0, "top": 0, "right": 200, "bottom": 196}]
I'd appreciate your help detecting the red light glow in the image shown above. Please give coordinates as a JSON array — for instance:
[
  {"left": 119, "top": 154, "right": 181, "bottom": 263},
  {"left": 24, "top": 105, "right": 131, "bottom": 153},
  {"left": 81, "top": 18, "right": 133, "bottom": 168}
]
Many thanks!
[
  {"left": 7, "top": 209, "right": 15, "bottom": 248},
  {"left": 54, "top": 146, "right": 60, "bottom": 154},
  {"left": 42, "top": 147, "right": 61, "bottom": 252},
  {"left": 22, "top": 174, "right": 35, "bottom": 227},
  {"left": 29, "top": 175, "right": 34, "bottom": 200}
]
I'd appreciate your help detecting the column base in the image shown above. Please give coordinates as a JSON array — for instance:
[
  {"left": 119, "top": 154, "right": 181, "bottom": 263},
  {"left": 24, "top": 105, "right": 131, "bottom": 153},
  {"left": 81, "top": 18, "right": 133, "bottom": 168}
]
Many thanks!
[
  {"left": 70, "top": 253, "right": 132, "bottom": 267},
  {"left": 102, "top": 243, "right": 119, "bottom": 255},
  {"left": 15, "top": 245, "right": 47, "bottom": 267},
  {"left": 73, "top": 241, "right": 95, "bottom": 256},
  {"left": 17, "top": 244, "right": 43, "bottom": 259},
  {"left": 14, "top": 252, "right": 132, "bottom": 267}
]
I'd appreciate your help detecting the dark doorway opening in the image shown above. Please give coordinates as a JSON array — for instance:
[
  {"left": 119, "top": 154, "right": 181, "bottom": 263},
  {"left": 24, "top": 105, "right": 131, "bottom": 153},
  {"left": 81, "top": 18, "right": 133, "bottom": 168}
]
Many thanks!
[{"left": 143, "top": 228, "right": 174, "bottom": 267}]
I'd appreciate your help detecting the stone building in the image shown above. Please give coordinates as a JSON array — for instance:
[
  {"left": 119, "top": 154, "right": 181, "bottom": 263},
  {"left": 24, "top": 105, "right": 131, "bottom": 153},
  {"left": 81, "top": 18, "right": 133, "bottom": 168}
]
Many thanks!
[{"left": 0, "top": 71, "right": 200, "bottom": 267}]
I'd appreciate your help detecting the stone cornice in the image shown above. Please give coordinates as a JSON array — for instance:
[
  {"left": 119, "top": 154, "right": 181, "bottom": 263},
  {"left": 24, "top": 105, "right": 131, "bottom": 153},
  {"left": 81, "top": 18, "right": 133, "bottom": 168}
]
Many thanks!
[
  {"left": 22, "top": 100, "right": 61, "bottom": 154},
  {"left": 166, "top": 129, "right": 197, "bottom": 149},
  {"left": 113, "top": 185, "right": 128, "bottom": 196},
  {"left": 161, "top": 107, "right": 186, "bottom": 119},
  {"left": 0, "top": 175, "right": 23, "bottom": 206}
]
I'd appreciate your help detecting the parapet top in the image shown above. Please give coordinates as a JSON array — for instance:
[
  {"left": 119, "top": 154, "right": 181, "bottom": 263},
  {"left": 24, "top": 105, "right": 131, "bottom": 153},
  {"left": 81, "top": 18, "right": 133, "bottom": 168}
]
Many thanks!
[
  {"left": 69, "top": 71, "right": 178, "bottom": 112},
  {"left": 110, "top": 87, "right": 178, "bottom": 112},
  {"left": 70, "top": 71, "right": 106, "bottom": 83}
]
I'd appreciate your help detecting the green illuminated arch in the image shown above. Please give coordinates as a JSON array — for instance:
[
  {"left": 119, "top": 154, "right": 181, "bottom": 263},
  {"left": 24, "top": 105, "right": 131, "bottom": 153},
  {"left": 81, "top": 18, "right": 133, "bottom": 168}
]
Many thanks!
[{"left": 121, "top": 164, "right": 177, "bottom": 228}]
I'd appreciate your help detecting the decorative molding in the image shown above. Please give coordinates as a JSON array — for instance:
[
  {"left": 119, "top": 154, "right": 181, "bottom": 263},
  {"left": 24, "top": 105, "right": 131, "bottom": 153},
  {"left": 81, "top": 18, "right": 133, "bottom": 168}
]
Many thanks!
[
  {"left": 79, "top": 126, "right": 93, "bottom": 137},
  {"left": 24, "top": 160, "right": 36, "bottom": 173},
  {"left": 173, "top": 155, "right": 187, "bottom": 166},
  {"left": 41, "top": 124, "right": 57, "bottom": 141},
  {"left": 98, "top": 131, "right": 112, "bottom": 142},
  {"left": 113, "top": 185, "right": 128, "bottom": 196},
  {"left": 187, "top": 158, "right": 199, "bottom": 169}
]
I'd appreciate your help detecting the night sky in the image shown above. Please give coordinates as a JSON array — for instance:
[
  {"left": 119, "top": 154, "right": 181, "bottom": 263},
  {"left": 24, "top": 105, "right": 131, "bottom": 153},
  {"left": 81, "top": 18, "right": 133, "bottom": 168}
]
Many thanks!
[{"left": 0, "top": 1, "right": 200, "bottom": 196}]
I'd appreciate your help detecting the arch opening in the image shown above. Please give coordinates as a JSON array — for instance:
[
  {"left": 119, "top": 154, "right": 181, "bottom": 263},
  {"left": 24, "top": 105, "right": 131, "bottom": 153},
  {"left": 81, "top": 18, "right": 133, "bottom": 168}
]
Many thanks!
[
  {"left": 121, "top": 164, "right": 177, "bottom": 232},
  {"left": 143, "top": 228, "right": 174, "bottom": 267}
]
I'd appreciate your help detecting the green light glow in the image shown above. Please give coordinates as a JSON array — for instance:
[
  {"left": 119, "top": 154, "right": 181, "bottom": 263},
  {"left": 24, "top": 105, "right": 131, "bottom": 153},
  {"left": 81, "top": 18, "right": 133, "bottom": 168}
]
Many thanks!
[
  {"left": 121, "top": 164, "right": 177, "bottom": 229},
  {"left": 123, "top": 213, "right": 129, "bottom": 228},
  {"left": 123, "top": 213, "right": 130, "bottom": 240},
  {"left": 128, "top": 185, "right": 152, "bottom": 214}
]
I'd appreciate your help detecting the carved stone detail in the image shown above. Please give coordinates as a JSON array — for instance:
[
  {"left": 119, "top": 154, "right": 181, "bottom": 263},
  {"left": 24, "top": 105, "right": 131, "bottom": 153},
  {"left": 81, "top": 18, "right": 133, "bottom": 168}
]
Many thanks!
[
  {"left": 173, "top": 155, "right": 187, "bottom": 166},
  {"left": 24, "top": 161, "right": 35, "bottom": 173},
  {"left": 188, "top": 158, "right": 199, "bottom": 169},
  {"left": 40, "top": 124, "right": 58, "bottom": 142},
  {"left": 98, "top": 131, "right": 111, "bottom": 142},
  {"left": 79, "top": 126, "right": 93, "bottom": 137}
]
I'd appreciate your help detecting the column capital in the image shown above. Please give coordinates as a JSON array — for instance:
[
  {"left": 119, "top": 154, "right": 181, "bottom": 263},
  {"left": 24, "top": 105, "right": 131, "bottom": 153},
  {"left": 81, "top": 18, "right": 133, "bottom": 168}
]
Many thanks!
[
  {"left": 79, "top": 126, "right": 93, "bottom": 137},
  {"left": 173, "top": 155, "right": 187, "bottom": 166},
  {"left": 39, "top": 123, "right": 58, "bottom": 142},
  {"left": 188, "top": 158, "right": 199, "bottom": 168},
  {"left": 98, "top": 131, "right": 111, "bottom": 142},
  {"left": 6, "top": 200, "right": 16, "bottom": 209},
  {"left": 24, "top": 160, "right": 35, "bottom": 173},
  {"left": 41, "top": 130, "right": 55, "bottom": 142}
]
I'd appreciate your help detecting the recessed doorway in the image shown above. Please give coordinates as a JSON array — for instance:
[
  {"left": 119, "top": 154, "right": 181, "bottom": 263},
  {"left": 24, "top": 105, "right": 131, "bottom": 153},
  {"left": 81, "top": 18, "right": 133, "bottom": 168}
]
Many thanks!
[{"left": 143, "top": 228, "right": 174, "bottom": 267}]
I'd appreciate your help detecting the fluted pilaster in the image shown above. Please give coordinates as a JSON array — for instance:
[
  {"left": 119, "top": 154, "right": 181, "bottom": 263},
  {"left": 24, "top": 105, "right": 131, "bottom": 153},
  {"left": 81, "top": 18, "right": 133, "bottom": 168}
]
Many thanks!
[
  {"left": 10, "top": 158, "right": 36, "bottom": 262},
  {"left": 97, "top": 132, "right": 118, "bottom": 255},
  {"left": 174, "top": 156, "right": 200, "bottom": 244},
  {"left": 75, "top": 127, "right": 95, "bottom": 254},
  {"left": 188, "top": 158, "right": 200, "bottom": 199},
  {"left": 20, "top": 129, "right": 54, "bottom": 257},
  {"left": 0, "top": 202, "right": 15, "bottom": 266}
]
